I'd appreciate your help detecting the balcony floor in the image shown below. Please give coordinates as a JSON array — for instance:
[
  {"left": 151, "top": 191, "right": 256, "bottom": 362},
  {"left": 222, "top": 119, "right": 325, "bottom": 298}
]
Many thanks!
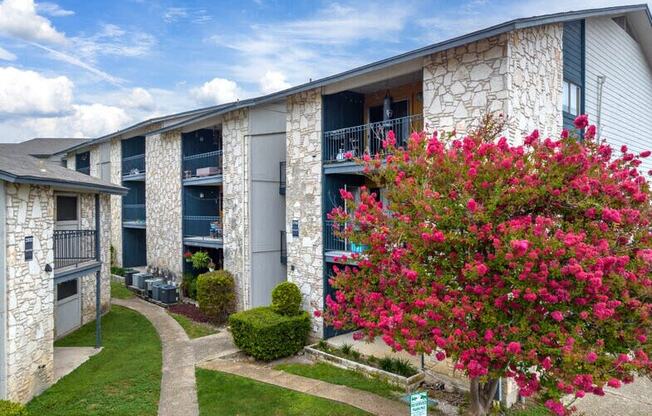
[
  {"left": 122, "top": 172, "right": 145, "bottom": 182},
  {"left": 324, "top": 250, "right": 360, "bottom": 265},
  {"left": 183, "top": 175, "right": 223, "bottom": 186},
  {"left": 54, "top": 259, "right": 101, "bottom": 280},
  {"left": 183, "top": 236, "right": 223, "bottom": 249},
  {"left": 123, "top": 220, "right": 146, "bottom": 229}
]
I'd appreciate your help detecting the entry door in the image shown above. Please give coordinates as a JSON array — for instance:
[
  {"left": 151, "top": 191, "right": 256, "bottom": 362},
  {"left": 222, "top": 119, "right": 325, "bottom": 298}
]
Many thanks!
[{"left": 55, "top": 278, "right": 81, "bottom": 338}]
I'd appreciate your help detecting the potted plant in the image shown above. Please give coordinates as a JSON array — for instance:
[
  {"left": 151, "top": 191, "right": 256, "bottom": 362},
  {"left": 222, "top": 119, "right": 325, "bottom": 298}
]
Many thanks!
[{"left": 190, "top": 251, "right": 211, "bottom": 271}]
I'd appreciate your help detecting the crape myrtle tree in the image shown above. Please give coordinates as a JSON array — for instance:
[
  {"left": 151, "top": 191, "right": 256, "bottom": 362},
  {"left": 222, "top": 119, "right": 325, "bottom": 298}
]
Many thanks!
[{"left": 322, "top": 114, "right": 652, "bottom": 416}]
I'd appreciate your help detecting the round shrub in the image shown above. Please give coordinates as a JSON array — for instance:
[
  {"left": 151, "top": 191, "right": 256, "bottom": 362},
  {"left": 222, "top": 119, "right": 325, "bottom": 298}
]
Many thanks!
[
  {"left": 229, "top": 306, "right": 310, "bottom": 361},
  {"left": 197, "top": 270, "right": 235, "bottom": 322},
  {"left": 271, "top": 282, "right": 302, "bottom": 316},
  {"left": 0, "top": 401, "right": 28, "bottom": 416}
]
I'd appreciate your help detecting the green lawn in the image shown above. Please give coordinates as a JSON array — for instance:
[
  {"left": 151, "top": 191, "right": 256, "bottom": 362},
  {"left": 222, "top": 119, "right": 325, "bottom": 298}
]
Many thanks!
[
  {"left": 196, "top": 368, "right": 372, "bottom": 416},
  {"left": 507, "top": 404, "right": 551, "bottom": 416},
  {"left": 169, "top": 312, "right": 217, "bottom": 339},
  {"left": 28, "top": 306, "right": 161, "bottom": 416},
  {"left": 275, "top": 362, "right": 403, "bottom": 400},
  {"left": 110, "top": 280, "right": 134, "bottom": 299}
]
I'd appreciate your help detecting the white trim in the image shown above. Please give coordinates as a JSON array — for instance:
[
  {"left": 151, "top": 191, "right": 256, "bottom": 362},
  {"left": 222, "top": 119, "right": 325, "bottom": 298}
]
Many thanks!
[{"left": 0, "top": 180, "right": 6, "bottom": 399}]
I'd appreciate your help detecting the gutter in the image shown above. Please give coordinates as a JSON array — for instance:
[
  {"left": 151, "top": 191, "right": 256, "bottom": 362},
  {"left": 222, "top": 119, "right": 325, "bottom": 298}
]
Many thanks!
[{"left": 0, "top": 172, "right": 128, "bottom": 196}]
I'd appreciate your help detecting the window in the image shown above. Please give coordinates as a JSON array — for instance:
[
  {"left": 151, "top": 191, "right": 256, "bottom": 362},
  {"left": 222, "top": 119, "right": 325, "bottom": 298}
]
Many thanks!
[
  {"left": 57, "top": 279, "right": 78, "bottom": 301},
  {"left": 75, "top": 151, "right": 90, "bottom": 175},
  {"left": 56, "top": 195, "right": 78, "bottom": 222},
  {"left": 562, "top": 80, "right": 581, "bottom": 115},
  {"left": 613, "top": 16, "right": 637, "bottom": 41},
  {"left": 24, "top": 236, "right": 33, "bottom": 261}
]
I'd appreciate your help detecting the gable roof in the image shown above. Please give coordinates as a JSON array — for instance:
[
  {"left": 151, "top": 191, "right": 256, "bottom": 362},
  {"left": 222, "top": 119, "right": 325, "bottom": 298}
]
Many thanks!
[{"left": 0, "top": 138, "right": 88, "bottom": 158}]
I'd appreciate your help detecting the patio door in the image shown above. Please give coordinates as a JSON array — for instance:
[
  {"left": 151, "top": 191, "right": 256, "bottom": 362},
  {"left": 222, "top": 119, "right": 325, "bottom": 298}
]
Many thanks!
[{"left": 55, "top": 278, "right": 81, "bottom": 338}]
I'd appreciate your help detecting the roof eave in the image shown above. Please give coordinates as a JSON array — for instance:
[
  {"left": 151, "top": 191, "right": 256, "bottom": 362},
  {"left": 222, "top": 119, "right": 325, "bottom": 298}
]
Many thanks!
[{"left": 0, "top": 172, "right": 128, "bottom": 195}]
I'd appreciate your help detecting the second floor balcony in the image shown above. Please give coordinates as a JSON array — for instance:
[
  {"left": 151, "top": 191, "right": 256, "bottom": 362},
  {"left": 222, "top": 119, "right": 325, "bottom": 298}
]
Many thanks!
[
  {"left": 53, "top": 229, "right": 98, "bottom": 272},
  {"left": 323, "top": 220, "right": 366, "bottom": 264},
  {"left": 123, "top": 204, "right": 146, "bottom": 228},
  {"left": 122, "top": 154, "right": 145, "bottom": 181},
  {"left": 183, "top": 215, "right": 223, "bottom": 248},
  {"left": 182, "top": 150, "right": 223, "bottom": 186}
]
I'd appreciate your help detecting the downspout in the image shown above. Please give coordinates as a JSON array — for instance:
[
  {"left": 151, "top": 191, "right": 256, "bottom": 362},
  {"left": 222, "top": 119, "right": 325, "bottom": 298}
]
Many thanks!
[
  {"left": 596, "top": 75, "right": 606, "bottom": 135},
  {"left": 0, "top": 181, "right": 6, "bottom": 399},
  {"left": 95, "top": 193, "right": 102, "bottom": 348}
]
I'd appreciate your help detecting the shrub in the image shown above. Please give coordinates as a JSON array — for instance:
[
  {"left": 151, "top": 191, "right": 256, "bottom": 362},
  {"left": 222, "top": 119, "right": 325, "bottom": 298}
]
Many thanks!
[
  {"left": 229, "top": 306, "right": 310, "bottom": 361},
  {"left": 271, "top": 282, "right": 302, "bottom": 316},
  {"left": 197, "top": 270, "right": 235, "bottom": 322},
  {"left": 190, "top": 251, "right": 211, "bottom": 270},
  {"left": 181, "top": 272, "right": 197, "bottom": 299},
  {"left": 0, "top": 401, "right": 28, "bottom": 416},
  {"left": 110, "top": 266, "right": 125, "bottom": 277},
  {"left": 378, "top": 357, "right": 418, "bottom": 377}
]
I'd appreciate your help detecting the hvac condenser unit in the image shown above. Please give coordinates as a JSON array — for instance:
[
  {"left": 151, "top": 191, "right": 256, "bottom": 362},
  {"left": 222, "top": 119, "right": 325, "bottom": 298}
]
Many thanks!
[
  {"left": 133, "top": 273, "right": 152, "bottom": 290},
  {"left": 158, "top": 285, "right": 178, "bottom": 304},
  {"left": 145, "top": 278, "right": 163, "bottom": 298}
]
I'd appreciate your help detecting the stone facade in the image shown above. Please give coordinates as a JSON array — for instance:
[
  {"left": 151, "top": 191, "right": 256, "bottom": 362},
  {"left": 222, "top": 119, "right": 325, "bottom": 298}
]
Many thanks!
[
  {"left": 285, "top": 88, "right": 324, "bottom": 334},
  {"left": 146, "top": 131, "right": 183, "bottom": 278},
  {"left": 223, "top": 109, "right": 251, "bottom": 309},
  {"left": 3, "top": 183, "right": 55, "bottom": 403},
  {"left": 109, "top": 138, "right": 122, "bottom": 267}
]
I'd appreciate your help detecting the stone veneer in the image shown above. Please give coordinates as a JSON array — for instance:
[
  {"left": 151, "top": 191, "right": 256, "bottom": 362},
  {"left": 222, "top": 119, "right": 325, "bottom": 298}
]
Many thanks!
[
  {"left": 146, "top": 131, "right": 183, "bottom": 278},
  {"left": 423, "top": 24, "right": 563, "bottom": 139},
  {"left": 4, "top": 183, "right": 55, "bottom": 402},
  {"left": 109, "top": 138, "right": 122, "bottom": 267},
  {"left": 285, "top": 88, "right": 324, "bottom": 335},
  {"left": 222, "top": 109, "right": 251, "bottom": 309}
]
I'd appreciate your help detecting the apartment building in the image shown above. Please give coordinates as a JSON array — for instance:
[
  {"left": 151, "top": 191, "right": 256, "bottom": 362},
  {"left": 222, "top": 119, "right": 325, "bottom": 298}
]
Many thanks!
[{"left": 59, "top": 5, "right": 652, "bottom": 338}]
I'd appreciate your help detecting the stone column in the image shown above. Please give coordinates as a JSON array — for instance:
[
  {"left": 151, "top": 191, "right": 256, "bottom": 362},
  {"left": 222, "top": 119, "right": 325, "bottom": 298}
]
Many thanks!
[{"left": 109, "top": 138, "right": 122, "bottom": 267}]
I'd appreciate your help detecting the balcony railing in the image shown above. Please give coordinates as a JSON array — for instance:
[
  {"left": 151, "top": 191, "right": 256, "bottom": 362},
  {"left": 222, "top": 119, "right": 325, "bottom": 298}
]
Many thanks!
[
  {"left": 123, "top": 204, "right": 146, "bottom": 223},
  {"left": 324, "top": 220, "right": 349, "bottom": 252},
  {"left": 53, "top": 229, "right": 97, "bottom": 269},
  {"left": 323, "top": 114, "right": 423, "bottom": 163},
  {"left": 280, "top": 230, "right": 287, "bottom": 264},
  {"left": 183, "top": 215, "right": 222, "bottom": 239},
  {"left": 279, "top": 161, "right": 286, "bottom": 195},
  {"left": 122, "top": 154, "right": 145, "bottom": 177},
  {"left": 183, "top": 150, "right": 223, "bottom": 179}
]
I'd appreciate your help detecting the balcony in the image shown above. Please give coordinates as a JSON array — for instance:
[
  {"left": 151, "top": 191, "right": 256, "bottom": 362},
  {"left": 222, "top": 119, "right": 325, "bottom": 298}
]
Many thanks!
[
  {"left": 182, "top": 150, "right": 223, "bottom": 186},
  {"left": 323, "top": 114, "right": 423, "bottom": 169},
  {"left": 280, "top": 230, "right": 287, "bottom": 265},
  {"left": 53, "top": 229, "right": 98, "bottom": 271},
  {"left": 279, "top": 161, "right": 286, "bottom": 195},
  {"left": 122, "top": 154, "right": 145, "bottom": 181},
  {"left": 323, "top": 220, "right": 366, "bottom": 264},
  {"left": 123, "top": 204, "right": 146, "bottom": 228},
  {"left": 183, "top": 215, "right": 223, "bottom": 248}
]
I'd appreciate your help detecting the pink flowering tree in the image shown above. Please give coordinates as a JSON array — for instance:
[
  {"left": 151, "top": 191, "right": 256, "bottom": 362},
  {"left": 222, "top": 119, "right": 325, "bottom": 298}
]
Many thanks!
[{"left": 323, "top": 115, "right": 652, "bottom": 416}]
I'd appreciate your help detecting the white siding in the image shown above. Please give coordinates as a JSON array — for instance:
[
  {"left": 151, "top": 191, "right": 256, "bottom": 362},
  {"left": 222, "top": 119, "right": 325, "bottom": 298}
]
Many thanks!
[{"left": 585, "top": 16, "right": 652, "bottom": 174}]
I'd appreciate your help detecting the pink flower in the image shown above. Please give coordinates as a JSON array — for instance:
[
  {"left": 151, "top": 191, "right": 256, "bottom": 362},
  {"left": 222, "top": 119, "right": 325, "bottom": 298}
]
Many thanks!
[
  {"left": 435, "top": 351, "right": 446, "bottom": 361},
  {"left": 574, "top": 114, "right": 589, "bottom": 129},
  {"left": 601, "top": 208, "right": 621, "bottom": 223},
  {"left": 586, "top": 352, "right": 598, "bottom": 363},
  {"left": 507, "top": 341, "right": 521, "bottom": 354},
  {"left": 467, "top": 198, "right": 478, "bottom": 213},
  {"left": 545, "top": 399, "right": 566, "bottom": 416},
  {"left": 640, "top": 150, "right": 651, "bottom": 158},
  {"left": 585, "top": 124, "right": 597, "bottom": 140},
  {"left": 551, "top": 311, "right": 564, "bottom": 322},
  {"left": 560, "top": 129, "right": 569, "bottom": 139},
  {"left": 607, "top": 379, "right": 622, "bottom": 389},
  {"left": 511, "top": 239, "right": 530, "bottom": 255},
  {"left": 636, "top": 334, "right": 647, "bottom": 343}
]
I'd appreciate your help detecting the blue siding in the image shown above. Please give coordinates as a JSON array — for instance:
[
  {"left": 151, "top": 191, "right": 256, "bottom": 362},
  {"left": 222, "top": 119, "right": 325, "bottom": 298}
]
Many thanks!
[
  {"left": 121, "top": 136, "right": 145, "bottom": 158},
  {"left": 323, "top": 91, "right": 364, "bottom": 132},
  {"left": 563, "top": 20, "right": 586, "bottom": 131},
  {"left": 123, "top": 228, "right": 146, "bottom": 267}
]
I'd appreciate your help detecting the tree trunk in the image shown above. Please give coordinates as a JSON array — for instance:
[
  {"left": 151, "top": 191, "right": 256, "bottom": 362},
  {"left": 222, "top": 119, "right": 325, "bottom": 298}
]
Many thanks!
[{"left": 468, "top": 378, "right": 500, "bottom": 416}]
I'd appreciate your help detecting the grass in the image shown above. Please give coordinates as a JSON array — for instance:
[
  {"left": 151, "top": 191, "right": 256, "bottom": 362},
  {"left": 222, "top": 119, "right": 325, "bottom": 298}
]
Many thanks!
[
  {"left": 28, "top": 306, "right": 161, "bottom": 416},
  {"left": 196, "top": 368, "right": 372, "bottom": 416},
  {"left": 506, "top": 403, "right": 552, "bottom": 415},
  {"left": 170, "top": 312, "right": 217, "bottom": 339},
  {"left": 275, "top": 362, "right": 403, "bottom": 400},
  {"left": 110, "top": 280, "right": 134, "bottom": 299}
]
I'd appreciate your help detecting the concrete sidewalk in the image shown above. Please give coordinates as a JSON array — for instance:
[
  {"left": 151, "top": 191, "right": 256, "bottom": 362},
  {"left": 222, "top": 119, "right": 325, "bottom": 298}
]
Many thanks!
[
  {"left": 53, "top": 347, "right": 102, "bottom": 382},
  {"left": 573, "top": 376, "right": 652, "bottom": 416},
  {"left": 198, "top": 358, "right": 409, "bottom": 416}
]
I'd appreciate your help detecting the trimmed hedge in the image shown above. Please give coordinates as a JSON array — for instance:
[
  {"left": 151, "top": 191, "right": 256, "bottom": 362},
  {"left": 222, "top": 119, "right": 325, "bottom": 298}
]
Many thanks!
[
  {"left": 229, "top": 307, "right": 310, "bottom": 361},
  {"left": 271, "top": 282, "right": 302, "bottom": 316},
  {"left": 197, "top": 270, "right": 235, "bottom": 322},
  {"left": 0, "top": 400, "right": 28, "bottom": 416}
]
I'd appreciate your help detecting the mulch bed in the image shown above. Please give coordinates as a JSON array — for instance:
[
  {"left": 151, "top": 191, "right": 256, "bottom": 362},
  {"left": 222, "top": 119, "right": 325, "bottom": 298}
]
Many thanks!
[{"left": 168, "top": 303, "right": 213, "bottom": 323}]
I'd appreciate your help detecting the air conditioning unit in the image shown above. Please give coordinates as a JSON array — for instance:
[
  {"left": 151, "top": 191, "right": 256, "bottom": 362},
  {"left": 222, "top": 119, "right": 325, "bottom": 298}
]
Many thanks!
[
  {"left": 151, "top": 282, "right": 165, "bottom": 301},
  {"left": 133, "top": 273, "right": 152, "bottom": 290},
  {"left": 124, "top": 269, "right": 138, "bottom": 287},
  {"left": 145, "top": 278, "right": 163, "bottom": 298},
  {"left": 158, "top": 285, "right": 178, "bottom": 304}
]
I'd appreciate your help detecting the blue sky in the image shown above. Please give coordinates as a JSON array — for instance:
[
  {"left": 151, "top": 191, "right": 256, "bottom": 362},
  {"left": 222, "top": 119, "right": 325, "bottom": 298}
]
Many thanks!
[{"left": 0, "top": 0, "right": 645, "bottom": 141}]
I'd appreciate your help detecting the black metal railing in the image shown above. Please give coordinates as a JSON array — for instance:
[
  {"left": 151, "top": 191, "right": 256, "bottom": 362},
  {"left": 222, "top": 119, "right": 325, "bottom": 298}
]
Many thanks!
[
  {"left": 182, "top": 150, "right": 223, "bottom": 180},
  {"left": 280, "top": 230, "right": 287, "bottom": 264},
  {"left": 279, "top": 161, "right": 286, "bottom": 195},
  {"left": 123, "top": 204, "right": 146, "bottom": 223},
  {"left": 324, "top": 220, "right": 348, "bottom": 252},
  {"left": 323, "top": 114, "right": 423, "bottom": 163},
  {"left": 183, "top": 215, "right": 222, "bottom": 239},
  {"left": 122, "top": 154, "right": 145, "bottom": 177},
  {"left": 53, "top": 230, "right": 97, "bottom": 269}
]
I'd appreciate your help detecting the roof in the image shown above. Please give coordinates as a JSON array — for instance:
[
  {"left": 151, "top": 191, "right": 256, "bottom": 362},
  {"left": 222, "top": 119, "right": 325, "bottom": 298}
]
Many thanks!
[
  {"left": 0, "top": 138, "right": 89, "bottom": 158},
  {"left": 152, "top": 3, "right": 651, "bottom": 135},
  {"left": 0, "top": 152, "right": 127, "bottom": 195}
]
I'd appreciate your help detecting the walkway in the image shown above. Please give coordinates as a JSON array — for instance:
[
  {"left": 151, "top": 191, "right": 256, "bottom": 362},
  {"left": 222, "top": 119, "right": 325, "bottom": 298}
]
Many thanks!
[
  {"left": 197, "top": 359, "right": 409, "bottom": 416},
  {"left": 112, "top": 298, "right": 199, "bottom": 416},
  {"left": 574, "top": 376, "right": 652, "bottom": 416}
]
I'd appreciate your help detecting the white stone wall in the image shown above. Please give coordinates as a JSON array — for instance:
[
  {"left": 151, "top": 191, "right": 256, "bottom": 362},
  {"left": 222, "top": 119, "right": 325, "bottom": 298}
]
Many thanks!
[
  {"left": 223, "top": 109, "right": 251, "bottom": 309},
  {"left": 4, "top": 183, "right": 55, "bottom": 403},
  {"left": 285, "top": 88, "right": 324, "bottom": 335},
  {"left": 110, "top": 138, "right": 122, "bottom": 267},
  {"left": 146, "top": 131, "right": 183, "bottom": 278}
]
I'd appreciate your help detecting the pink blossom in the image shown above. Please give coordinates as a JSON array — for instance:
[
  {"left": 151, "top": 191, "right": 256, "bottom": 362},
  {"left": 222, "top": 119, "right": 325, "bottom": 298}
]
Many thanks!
[
  {"left": 435, "top": 351, "right": 446, "bottom": 361},
  {"left": 574, "top": 114, "right": 589, "bottom": 129},
  {"left": 586, "top": 352, "right": 598, "bottom": 363},
  {"left": 607, "top": 379, "right": 622, "bottom": 389},
  {"left": 551, "top": 311, "right": 564, "bottom": 322},
  {"left": 507, "top": 341, "right": 521, "bottom": 354},
  {"left": 640, "top": 150, "right": 651, "bottom": 158},
  {"left": 467, "top": 198, "right": 478, "bottom": 213},
  {"left": 585, "top": 124, "right": 597, "bottom": 140}
]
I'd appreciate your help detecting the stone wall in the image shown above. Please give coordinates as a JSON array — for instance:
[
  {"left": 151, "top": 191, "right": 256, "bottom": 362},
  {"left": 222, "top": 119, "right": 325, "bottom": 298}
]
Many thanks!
[
  {"left": 4, "top": 183, "right": 55, "bottom": 403},
  {"left": 109, "top": 138, "right": 122, "bottom": 267},
  {"left": 223, "top": 109, "right": 251, "bottom": 309},
  {"left": 285, "top": 88, "right": 324, "bottom": 335},
  {"left": 146, "top": 131, "right": 183, "bottom": 278}
]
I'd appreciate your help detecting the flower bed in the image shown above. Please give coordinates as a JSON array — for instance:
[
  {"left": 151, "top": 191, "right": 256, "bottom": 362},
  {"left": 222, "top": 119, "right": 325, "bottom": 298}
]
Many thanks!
[
  {"left": 168, "top": 303, "right": 213, "bottom": 324},
  {"left": 305, "top": 341, "right": 424, "bottom": 392}
]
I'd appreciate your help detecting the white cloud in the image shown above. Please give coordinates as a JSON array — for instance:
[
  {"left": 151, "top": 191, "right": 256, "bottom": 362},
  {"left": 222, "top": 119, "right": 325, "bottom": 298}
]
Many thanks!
[
  {"left": 0, "top": 46, "right": 16, "bottom": 60},
  {"left": 120, "top": 87, "right": 154, "bottom": 111},
  {"left": 0, "top": 66, "right": 73, "bottom": 116},
  {"left": 191, "top": 77, "right": 241, "bottom": 105},
  {"left": 163, "top": 7, "right": 211, "bottom": 24},
  {"left": 0, "top": 0, "right": 67, "bottom": 44},
  {"left": 35, "top": 1, "right": 74, "bottom": 17},
  {"left": 259, "top": 70, "right": 290, "bottom": 94},
  {"left": 73, "top": 23, "right": 156, "bottom": 59}
]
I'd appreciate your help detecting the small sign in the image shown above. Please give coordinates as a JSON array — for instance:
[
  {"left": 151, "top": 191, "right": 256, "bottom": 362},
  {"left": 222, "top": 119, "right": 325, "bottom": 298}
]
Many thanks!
[
  {"left": 24, "top": 236, "right": 33, "bottom": 261},
  {"left": 410, "top": 391, "right": 428, "bottom": 416},
  {"left": 292, "top": 220, "right": 299, "bottom": 237}
]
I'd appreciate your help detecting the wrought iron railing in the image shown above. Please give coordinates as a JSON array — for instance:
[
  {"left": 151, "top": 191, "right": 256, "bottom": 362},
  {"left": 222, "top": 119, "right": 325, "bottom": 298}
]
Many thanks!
[
  {"left": 182, "top": 150, "right": 223, "bottom": 179},
  {"left": 280, "top": 230, "right": 287, "bottom": 264},
  {"left": 123, "top": 204, "right": 146, "bottom": 223},
  {"left": 324, "top": 220, "right": 348, "bottom": 252},
  {"left": 122, "top": 154, "right": 145, "bottom": 177},
  {"left": 53, "top": 229, "right": 97, "bottom": 269},
  {"left": 183, "top": 215, "right": 222, "bottom": 239},
  {"left": 279, "top": 161, "right": 286, "bottom": 195},
  {"left": 323, "top": 114, "right": 423, "bottom": 163}
]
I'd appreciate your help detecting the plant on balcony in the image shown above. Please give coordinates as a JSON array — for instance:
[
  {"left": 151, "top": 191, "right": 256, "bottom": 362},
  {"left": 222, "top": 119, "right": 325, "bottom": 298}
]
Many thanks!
[
  {"left": 190, "top": 251, "right": 211, "bottom": 270},
  {"left": 323, "top": 114, "right": 652, "bottom": 416}
]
